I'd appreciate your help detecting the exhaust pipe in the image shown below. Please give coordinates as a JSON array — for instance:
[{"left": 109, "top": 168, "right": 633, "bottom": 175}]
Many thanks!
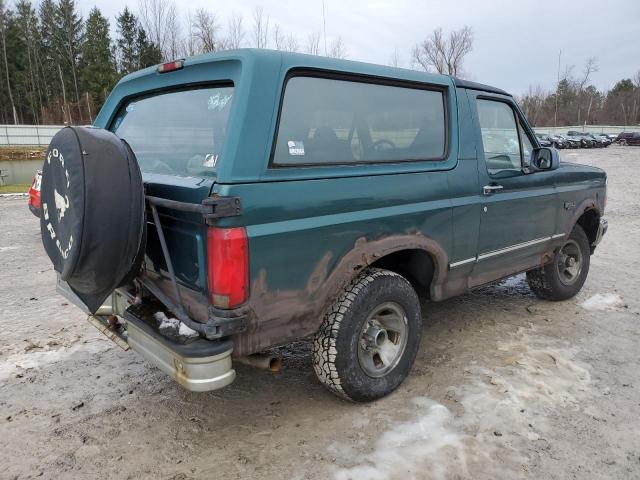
[{"left": 235, "top": 354, "right": 282, "bottom": 372}]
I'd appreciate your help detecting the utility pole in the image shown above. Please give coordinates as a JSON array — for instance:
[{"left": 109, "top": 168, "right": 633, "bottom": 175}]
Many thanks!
[
  {"left": 322, "top": 0, "right": 327, "bottom": 56},
  {"left": 554, "top": 49, "right": 561, "bottom": 128}
]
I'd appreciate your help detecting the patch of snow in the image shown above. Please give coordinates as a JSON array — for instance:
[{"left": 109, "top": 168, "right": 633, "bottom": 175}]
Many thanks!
[
  {"left": 332, "top": 327, "right": 591, "bottom": 480},
  {"left": 178, "top": 322, "right": 198, "bottom": 338},
  {"left": 499, "top": 273, "right": 525, "bottom": 288},
  {"left": 0, "top": 342, "right": 108, "bottom": 381},
  {"left": 154, "top": 311, "right": 199, "bottom": 338},
  {"left": 580, "top": 293, "right": 624, "bottom": 311},
  {"left": 0, "top": 246, "right": 20, "bottom": 252}
]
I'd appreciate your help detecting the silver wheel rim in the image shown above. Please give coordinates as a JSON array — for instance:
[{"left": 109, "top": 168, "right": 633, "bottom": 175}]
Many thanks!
[
  {"left": 357, "top": 302, "right": 408, "bottom": 378},
  {"left": 556, "top": 239, "right": 583, "bottom": 285}
]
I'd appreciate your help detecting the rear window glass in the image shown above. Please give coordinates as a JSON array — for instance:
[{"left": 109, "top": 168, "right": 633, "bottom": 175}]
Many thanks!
[
  {"left": 111, "top": 86, "right": 234, "bottom": 177},
  {"left": 272, "top": 76, "right": 446, "bottom": 166}
]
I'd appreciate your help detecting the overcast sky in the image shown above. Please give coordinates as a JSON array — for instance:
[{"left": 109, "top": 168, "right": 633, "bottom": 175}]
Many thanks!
[{"left": 75, "top": 0, "right": 640, "bottom": 94}]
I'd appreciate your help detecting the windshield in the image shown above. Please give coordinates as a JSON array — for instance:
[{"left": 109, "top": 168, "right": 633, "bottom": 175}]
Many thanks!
[{"left": 111, "top": 85, "right": 234, "bottom": 177}]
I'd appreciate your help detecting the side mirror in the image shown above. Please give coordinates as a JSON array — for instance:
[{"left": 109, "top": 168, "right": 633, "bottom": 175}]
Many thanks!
[{"left": 530, "top": 147, "right": 559, "bottom": 171}]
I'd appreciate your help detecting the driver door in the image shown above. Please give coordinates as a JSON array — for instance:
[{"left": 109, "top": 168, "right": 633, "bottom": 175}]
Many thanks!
[{"left": 469, "top": 93, "right": 558, "bottom": 285}]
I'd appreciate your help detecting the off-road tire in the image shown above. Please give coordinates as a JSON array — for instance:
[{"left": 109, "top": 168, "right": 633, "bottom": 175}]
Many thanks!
[
  {"left": 527, "top": 225, "right": 591, "bottom": 301},
  {"left": 312, "top": 268, "right": 422, "bottom": 402}
]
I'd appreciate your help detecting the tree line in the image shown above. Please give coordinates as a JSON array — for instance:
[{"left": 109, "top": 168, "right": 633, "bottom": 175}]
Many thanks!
[
  {"left": 0, "top": 0, "right": 637, "bottom": 128},
  {"left": 0, "top": 0, "right": 350, "bottom": 125},
  {"left": 518, "top": 59, "right": 640, "bottom": 127}
]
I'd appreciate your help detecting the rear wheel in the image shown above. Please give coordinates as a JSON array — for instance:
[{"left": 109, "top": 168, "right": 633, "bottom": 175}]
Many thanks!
[
  {"left": 312, "top": 268, "right": 422, "bottom": 402},
  {"left": 526, "top": 225, "right": 590, "bottom": 301}
]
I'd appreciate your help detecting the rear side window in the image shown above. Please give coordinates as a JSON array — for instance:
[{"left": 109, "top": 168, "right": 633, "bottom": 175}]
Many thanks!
[
  {"left": 272, "top": 76, "right": 447, "bottom": 166},
  {"left": 111, "top": 86, "right": 234, "bottom": 177}
]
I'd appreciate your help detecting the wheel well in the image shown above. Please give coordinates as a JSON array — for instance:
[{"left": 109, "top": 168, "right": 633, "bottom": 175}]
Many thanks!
[
  {"left": 369, "top": 249, "right": 435, "bottom": 300},
  {"left": 576, "top": 209, "right": 599, "bottom": 246}
]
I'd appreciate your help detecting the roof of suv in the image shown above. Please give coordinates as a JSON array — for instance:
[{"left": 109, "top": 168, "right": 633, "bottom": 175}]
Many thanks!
[{"left": 117, "top": 48, "right": 511, "bottom": 97}]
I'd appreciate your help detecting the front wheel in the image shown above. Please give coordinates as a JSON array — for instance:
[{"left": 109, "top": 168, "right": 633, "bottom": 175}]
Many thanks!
[
  {"left": 312, "top": 268, "right": 422, "bottom": 402},
  {"left": 526, "top": 225, "right": 591, "bottom": 300}
]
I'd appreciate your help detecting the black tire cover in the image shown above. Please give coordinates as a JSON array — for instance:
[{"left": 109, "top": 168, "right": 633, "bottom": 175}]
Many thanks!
[{"left": 40, "top": 126, "right": 145, "bottom": 313}]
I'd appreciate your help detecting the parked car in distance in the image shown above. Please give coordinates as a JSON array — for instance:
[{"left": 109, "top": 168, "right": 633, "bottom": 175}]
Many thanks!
[
  {"left": 28, "top": 170, "right": 42, "bottom": 217},
  {"left": 596, "top": 134, "right": 613, "bottom": 146},
  {"left": 38, "top": 49, "right": 608, "bottom": 402},
  {"left": 568, "top": 131, "right": 596, "bottom": 148},
  {"left": 565, "top": 134, "right": 589, "bottom": 148},
  {"left": 550, "top": 135, "right": 567, "bottom": 149},
  {"left": 557, "top": 134, "right": 581, "bottom": 149},
  {"left": 584, "top": 133, "right": 609, "bottom": 148},
  {"left": 535, "top": 133, "right": 552, "bottom": 147},
  {"left": 617, "top": 132, "right": 640, "bottom": 145}
]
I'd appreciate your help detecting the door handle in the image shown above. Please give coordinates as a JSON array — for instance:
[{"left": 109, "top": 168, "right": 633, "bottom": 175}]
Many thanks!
[{"left": 483, "top": 184, "right": 504, "bottom": 195}]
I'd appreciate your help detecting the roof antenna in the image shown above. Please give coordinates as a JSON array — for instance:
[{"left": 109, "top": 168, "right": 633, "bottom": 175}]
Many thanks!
[{"left": 322, "top": 0, "right": 328, "bottom": 55}]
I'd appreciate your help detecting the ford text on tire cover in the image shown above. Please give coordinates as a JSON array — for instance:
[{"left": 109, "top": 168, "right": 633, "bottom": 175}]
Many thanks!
[{"left": 39, "top": 50, "right": 608, "bottom": 402}]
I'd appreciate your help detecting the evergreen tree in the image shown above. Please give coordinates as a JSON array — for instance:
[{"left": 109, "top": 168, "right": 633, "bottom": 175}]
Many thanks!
[
  {"left": 15, "top": 0, "right": 42, "bottom": 122},
  {"left": 81, "top": 7, "right": 115, "bottom": 113},
  {"left": 0, "top": 0, "right": 17, "bottom": 123},
  {"left": 116, "top": 7, "right": 138, "bottom": 74},
  {"left": 38, "top": 0, "right": 58, "bottom": 101},
  {"left": 136, "top": 26, "right": 162, "bottom": 68},
  {"left": 116, "top": 7, "right": 161, "bottom": 74},
  {"left": 54, "top": 0, "right": 83, "bottom": 113}
]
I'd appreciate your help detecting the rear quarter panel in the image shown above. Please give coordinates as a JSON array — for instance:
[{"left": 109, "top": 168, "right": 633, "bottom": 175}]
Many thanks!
[{"left": 216, "top": 66, "right": 459, "bottom": 356}]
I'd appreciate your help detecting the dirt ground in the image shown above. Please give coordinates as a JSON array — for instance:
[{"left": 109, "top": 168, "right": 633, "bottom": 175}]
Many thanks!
[
  {"left": 1, "top": 146, "right": 639, "bottom": 480},
  {"left": 0, "top": 147, "right": 46, "bottom": 162}
]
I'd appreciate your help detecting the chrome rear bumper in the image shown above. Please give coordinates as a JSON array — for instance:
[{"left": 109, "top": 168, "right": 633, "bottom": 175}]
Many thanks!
[
  {"left": 87, "top": 290, "right": 236, "bottom": 393},
  {"left": 126, "top": 314, "right": 235, "bottom": 392}
]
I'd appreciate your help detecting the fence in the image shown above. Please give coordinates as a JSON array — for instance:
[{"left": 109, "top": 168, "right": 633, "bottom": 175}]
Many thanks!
[
  {"left": 0, "top": 124, "right": 64, "bottom": 146},
  {"left": 533, "top": 125, "right": 636, "bottom": 135}
]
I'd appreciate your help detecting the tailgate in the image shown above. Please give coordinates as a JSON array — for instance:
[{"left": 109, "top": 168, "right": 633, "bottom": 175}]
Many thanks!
[{"left": 143, "top": 173, "right": 214, "bottom": 294}]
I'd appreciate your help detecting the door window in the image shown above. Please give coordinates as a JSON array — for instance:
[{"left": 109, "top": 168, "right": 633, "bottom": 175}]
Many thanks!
[{"left": 476, "top": 99, "right": 524, "bottom": 175}]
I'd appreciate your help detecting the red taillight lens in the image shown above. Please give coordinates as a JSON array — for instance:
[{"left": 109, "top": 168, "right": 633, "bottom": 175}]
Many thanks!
[
  {"left": 157, "top": 60, "right": 184, "bottom": 73},
  {"left": 207, "top": 227, "right": 249, "bottom": 309}
]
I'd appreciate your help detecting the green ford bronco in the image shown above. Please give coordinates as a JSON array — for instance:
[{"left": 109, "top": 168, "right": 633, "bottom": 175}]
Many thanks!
[{"left": 40, "top": 49, "right": 607, "bottom": 402}]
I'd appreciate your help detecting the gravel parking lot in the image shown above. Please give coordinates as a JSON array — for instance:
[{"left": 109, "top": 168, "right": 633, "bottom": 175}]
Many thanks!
[{"left": 1, "top": 146, "right": 639, "bottom": 480}]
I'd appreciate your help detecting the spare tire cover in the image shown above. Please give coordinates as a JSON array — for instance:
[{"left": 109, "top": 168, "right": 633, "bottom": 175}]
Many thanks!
[{"left": 40, "top": 126, "right": 145, "bottom": 313}]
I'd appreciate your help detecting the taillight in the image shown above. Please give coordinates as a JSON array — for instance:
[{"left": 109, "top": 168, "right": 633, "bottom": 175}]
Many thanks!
[
  {"left": 157, "top": 59, "right": 184, "bottom": 73},
  {"left": 207, "top": 227, "right": 249, "bottom": 309}
]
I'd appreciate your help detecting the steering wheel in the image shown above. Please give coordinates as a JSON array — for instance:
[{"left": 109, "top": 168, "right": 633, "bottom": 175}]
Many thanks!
[{"left": 372, "top": 139, "right": 396, "bottom": 150}]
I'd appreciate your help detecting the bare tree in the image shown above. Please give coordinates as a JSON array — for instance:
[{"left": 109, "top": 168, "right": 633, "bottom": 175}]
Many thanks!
[
  {"left": 579, "top": 57, "right": 599, "bottom": 90},
  {"left": 272, "top": 23, "right": 283, "bottom": 50},
  {"left": 306, "top": 31, "right": 321, "bottom": 55},
  {"left": 184, "top": 10, "right": 196, "bottom": 56},
  {"left": 166, "top": 4, "right": 182, "bottom": 59},
  {"left": 327, "top": 36, "right": 347, "bottom": 59},
  {"left": 273, "top": 24, "right": 298, "bottom": 52},
  {"left": 192, "top": 8, "right": 219, "bottom": 53},
  {"left": 576, "top": 57, "right": 599, "bottom": 124},
  {"left": 389, "top": 48, "right": 401, "bottom": 68},
  {"left": 226, "top": 11, "right": 244, "bottom": 49},
  {"left": 139, "top": 0, "right": 169, "bottom": 56},
  {"left": 252, "top": 6, "right": 269, "bottom": 48},
  {"left": 139, "top": 0, "right": 181, "bottom": 60},
  {"left": 412, "top": 26, "right": 473, "bottom": 76}
]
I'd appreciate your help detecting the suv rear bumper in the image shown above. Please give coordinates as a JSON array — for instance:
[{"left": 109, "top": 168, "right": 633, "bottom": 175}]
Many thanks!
[{"left": 123, "top": 308, "right": 236, "bottom": 392}]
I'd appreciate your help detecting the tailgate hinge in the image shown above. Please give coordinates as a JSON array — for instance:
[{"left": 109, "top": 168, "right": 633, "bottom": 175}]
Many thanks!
[{"left": 202, "top": 195, "right": 242, "bottom": 224}]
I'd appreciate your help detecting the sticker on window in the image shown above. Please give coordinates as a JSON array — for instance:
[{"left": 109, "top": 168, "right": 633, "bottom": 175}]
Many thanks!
[
  {"left": 208, "top": 93, "right": 233, "bottom": 111},
  {"left": 203, "top": 154, "right": 218, "bottom": 168},
  {"left": 287, "top": 141, "right": 305, "bottom": 156}
]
